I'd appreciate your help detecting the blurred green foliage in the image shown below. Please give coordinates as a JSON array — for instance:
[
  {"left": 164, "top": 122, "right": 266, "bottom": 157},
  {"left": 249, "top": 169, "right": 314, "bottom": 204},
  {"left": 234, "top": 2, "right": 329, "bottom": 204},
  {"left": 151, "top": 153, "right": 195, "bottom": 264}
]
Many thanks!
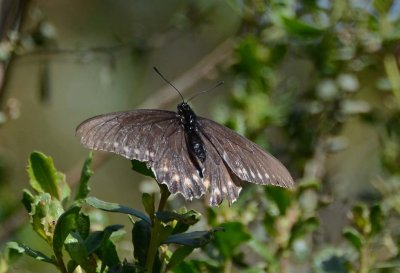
[{"left": 2, "top": 0, "right": 400, "bottom": 272}]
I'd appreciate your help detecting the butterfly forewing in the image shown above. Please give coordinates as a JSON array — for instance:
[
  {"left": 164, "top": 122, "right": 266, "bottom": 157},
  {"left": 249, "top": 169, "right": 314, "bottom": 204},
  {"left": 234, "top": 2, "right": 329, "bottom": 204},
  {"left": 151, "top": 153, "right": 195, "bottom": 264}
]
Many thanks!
[
  {"left": 197, "top": 118, "right": 294, "bottom": 188},
  {"left": 76, "top": 110, "right": 176, "bottom": 161}
]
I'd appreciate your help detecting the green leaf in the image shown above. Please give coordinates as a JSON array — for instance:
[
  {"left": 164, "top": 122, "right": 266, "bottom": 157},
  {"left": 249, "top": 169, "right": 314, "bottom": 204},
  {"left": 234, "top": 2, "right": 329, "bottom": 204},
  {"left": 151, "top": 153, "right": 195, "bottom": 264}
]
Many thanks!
[
  {"left": 74, "top": 152, "right": 93, "bottom": 201},
  {"left": 86, "top": 197, "right": 151, "bottom": 224},
  {"left": 281, "top": 16, "right": 324, "bottom": 38},
  {"left": 166, "top": 246, "right": 194, "bottom": 271},
  {"left": 132, "top": 220, "right": 151, "bottom": 268},
  {"left": 21, "top": 189, "right": 34, "bottom": 213},
  {"left": 6, "top": 242, "right": 56, "bottom": 265},
  {"left": 164, "top": 228, "right": 223, "bottom": 248},
  {"left": 131, "top": 160, "right": 155, "bottom": 179},
  {"left": 265, "top": 186, "right": 292, "bottom": 215},
  {"left": 351, "top": 203, "right": 369, "bottom": 233},
  {"left": 29, "top": 193, "right": 64, "bottom": 243},
  {"left": 142, "top": 193, "right": 155, "bottom": 221},
  {"left": 85, "top": 225, "right": 123, "bottom": 254},
  {"left": 343, "top": 227, "right": 364, "bottom": 251},
  {"left": 213, "top": 222, "right": 250, "bottom": 258},
  {"left": 27, "top": 151, "right": 61, "bottom": 200},
  {"left": 370, "top": 204, "right": 384, "bottom": 235},
  {"left": 156, "top": 210, "right": 201, "bottom": 234},
  {"left": 65, "top": 232, "right": 97, "bottom": 273},
  {"left": 373, "top": 0, "right": 393, "bottom": 14},
  {"left": 53, "top": 206, "right": 88, "bottom": 258},
  {"left": 84, "top": 225, "right": 122, "bottom": 272},
  {"left": 67, "top": 260, "right": 78, "bottom": 273},
  {"left": 248, "top": 240, "right": 275, "bottom": 263},
  {"left": 313, "top": 248, "right": 350, "bottom": 273},
  {"left": 156, "top": 210, "right": 200, "bottom": 225},
  {"left": 98, "top": 239, "right": 120, "bottom": 273},
  {"left": 289, "top": 217, "right": 319, "bottom": 246}
]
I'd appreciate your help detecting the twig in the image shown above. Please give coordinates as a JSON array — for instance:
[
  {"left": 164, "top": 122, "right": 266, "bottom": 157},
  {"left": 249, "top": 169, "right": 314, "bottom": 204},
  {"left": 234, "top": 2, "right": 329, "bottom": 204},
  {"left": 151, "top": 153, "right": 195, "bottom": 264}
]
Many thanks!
[{"left": 0, "top": 38, "right": 234, "bottom": 244}]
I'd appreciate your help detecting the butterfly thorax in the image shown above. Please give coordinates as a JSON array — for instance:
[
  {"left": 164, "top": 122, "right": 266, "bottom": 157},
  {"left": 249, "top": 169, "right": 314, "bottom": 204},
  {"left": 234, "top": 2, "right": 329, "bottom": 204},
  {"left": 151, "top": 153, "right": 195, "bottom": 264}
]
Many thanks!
[{"left": 177, "top": 102, "right": 206, "bottom": 165}]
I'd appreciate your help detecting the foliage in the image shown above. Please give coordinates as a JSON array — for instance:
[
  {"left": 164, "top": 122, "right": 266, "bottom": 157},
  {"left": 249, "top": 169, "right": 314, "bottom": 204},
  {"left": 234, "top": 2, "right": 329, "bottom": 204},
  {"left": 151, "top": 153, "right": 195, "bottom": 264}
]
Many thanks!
[
  {"left": 2, "top": 0, "right": 400, "bottom": 272},
  {"left": 5, "top": 152, "right": 221, "bottom": 273}
]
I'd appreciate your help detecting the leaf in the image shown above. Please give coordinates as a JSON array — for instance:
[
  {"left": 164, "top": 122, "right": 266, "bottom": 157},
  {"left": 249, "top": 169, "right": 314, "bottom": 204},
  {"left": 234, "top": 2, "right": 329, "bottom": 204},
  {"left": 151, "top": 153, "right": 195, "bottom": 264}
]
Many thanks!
[
  {"left": 281, "top": 16, "right": 324, "bottom": 38},
  {"left": 6, "top": 242, "right": 56, "bottom": 265},
  {"left": 131, "top": 160, "right": 155, "bottom": 179},
  {"left": 213, "top": 222, "right": 250, "bottom": 258},
  {"left": 370, "top": 204, "right": 384, "bottom": 235},
  {"left": 265, "top": 186, "right": 292, "bottom": 215},
  {"left": 156, "top": 210, "right": 201, "bottom": 234},
  {"left": 27, "top": 151, "right": 61, "bottom": 200},
  {"left": 132, "top": 220, "right": 151, "bottom": 268},
  {"left": 67, "top": 260, "right": 78, "bottom": 273},
  {"left": 21, "top": 189, "right": 34, "bottom": 213},
  {"left": 86, "top": 197, "right": 151, "bottom": 224},
  {"left": 65, "top": 232, "right": 97, "bottom": 273},
  {"left": 156, "top": 210, "right": 200, "bottom": 225},
  {"left": 351, "top": 203, "right": 369, "bottom": 233},
  {"left": 53, "top": 206, "right": 88, "bottom": 258},
  {"left": 289, "top": 217, "right": 319, "bottom": 246},
  {"left": 164, "top": 228, "right": 223, "bottom": 248},
  {"left": 313, "top": 248, "right": 350, "bottom": 273},
  {"left": 85, "top": 225, "right": 124, "bottom": 254},
  {"left": 373, "top": 0, "right": 393, "bottom": 14},
  {"left": 97, "top": 239, "right": 120, "bottom": 273},
  {"left": 343, "top": 227, "right": 364, "bottom": 251},
  {"left": 74, "top": 152, "right": 93, "bottom": 201},
  {"left": 166, "top": 246, "right": 194, "bottom": 271},
  {"left": 28, "top": 193, "right": 64, "bottom": 243}
]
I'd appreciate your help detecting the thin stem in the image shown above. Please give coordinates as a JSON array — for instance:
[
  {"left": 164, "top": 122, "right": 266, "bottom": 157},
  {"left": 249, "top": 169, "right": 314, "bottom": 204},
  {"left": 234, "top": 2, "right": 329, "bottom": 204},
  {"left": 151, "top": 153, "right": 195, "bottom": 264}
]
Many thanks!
[
  {"left": 56, "top": 256, "right": 68, "bottom": 273},
  {"left": 145, "top": 185, "right": 171, "bottom": 273},
  {"left": 359, "top": 244, "right": 370, "bottom": 273}
]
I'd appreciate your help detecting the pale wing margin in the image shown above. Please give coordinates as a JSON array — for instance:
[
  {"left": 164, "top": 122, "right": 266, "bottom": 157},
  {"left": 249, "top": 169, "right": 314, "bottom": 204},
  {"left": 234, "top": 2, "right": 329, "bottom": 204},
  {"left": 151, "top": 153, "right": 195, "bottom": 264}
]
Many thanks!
[{"left": 198, "top": 117, "right": 294, "bottom": 188}]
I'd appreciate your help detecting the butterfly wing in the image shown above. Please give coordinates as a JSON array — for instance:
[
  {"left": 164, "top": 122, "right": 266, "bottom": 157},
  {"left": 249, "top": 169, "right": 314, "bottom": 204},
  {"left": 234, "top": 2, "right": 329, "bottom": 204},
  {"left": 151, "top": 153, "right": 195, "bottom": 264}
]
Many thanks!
[
  {"left": 197, "top": 117, "right": 294, "bottom": 188},
  {"left": 76, "top": 109, "right": 176, "bottom": 161},
  {"left": 76, "top": 109, "right": 205, "bottom": 200},
  {"left": 200, "top": 133, "right": 243, "bottom": 206}
]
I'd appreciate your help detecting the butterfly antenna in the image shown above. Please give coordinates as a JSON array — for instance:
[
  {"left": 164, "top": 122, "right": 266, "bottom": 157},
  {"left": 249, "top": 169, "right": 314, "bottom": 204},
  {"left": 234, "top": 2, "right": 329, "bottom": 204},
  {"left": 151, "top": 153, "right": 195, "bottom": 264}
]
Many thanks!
[
  {"left": 153, "top": 67, "right": 185, "bottom": 102},
  {"left": 187, "top": 81, "right": 224, "bottom": 103}
]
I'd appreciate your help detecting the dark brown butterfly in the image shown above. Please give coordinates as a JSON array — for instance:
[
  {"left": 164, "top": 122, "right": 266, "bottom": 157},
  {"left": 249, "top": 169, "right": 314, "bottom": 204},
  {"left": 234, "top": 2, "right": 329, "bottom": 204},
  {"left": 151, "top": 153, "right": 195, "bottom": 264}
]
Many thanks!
[{"left": 76, "top": 69, "right": 294, "bottom": 206}]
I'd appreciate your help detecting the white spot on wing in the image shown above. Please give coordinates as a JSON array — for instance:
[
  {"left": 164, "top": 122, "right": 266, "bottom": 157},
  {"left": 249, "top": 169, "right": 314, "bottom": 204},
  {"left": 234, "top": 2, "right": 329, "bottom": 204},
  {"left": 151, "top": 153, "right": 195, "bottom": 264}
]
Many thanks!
[
  {"left": 113, "top": 142, "right": 119, "bottom": 148},
  {"left": 172, "top": 174, "right": 180, "bottom": 182},
  {"left": 192, "top": 174, "right": 200, "bottom": 182}
]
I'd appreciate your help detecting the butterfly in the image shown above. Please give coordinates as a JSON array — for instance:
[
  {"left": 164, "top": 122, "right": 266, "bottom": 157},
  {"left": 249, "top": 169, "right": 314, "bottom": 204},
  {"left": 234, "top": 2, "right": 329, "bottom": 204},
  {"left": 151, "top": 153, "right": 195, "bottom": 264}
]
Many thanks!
[{"left": 76, "top": 68, "right": 294, "bottom": 206}]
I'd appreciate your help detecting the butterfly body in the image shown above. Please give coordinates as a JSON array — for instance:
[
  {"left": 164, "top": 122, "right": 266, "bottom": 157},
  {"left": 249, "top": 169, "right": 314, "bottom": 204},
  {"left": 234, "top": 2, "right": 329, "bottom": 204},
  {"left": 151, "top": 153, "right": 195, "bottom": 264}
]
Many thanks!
[
  {"left": 177, "top": 102, "right": 207, "bottom": 167},
  {"left": 77, "top": 102, "right": 294, "bottom": 206}
]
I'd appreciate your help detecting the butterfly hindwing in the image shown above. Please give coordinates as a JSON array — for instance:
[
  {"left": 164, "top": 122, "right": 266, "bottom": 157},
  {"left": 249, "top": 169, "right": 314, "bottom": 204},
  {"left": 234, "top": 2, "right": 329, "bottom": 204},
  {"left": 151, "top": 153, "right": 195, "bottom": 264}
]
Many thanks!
[
  {"left": 147, "top": 125, "right": 206, "bottom": 200},
  {"left": 200, "top": 133, "right": 242, "bottom": 206},
  {"left": 197, "top": 117, "right": 294, "bottom": 188}
]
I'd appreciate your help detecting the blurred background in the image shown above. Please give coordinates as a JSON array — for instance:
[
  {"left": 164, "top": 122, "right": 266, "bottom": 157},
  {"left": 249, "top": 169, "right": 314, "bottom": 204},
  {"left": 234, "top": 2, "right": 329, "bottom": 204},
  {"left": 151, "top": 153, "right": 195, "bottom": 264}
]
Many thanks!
[{"left": 1, "top": 0, "right": 400, "bottom": 272}]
